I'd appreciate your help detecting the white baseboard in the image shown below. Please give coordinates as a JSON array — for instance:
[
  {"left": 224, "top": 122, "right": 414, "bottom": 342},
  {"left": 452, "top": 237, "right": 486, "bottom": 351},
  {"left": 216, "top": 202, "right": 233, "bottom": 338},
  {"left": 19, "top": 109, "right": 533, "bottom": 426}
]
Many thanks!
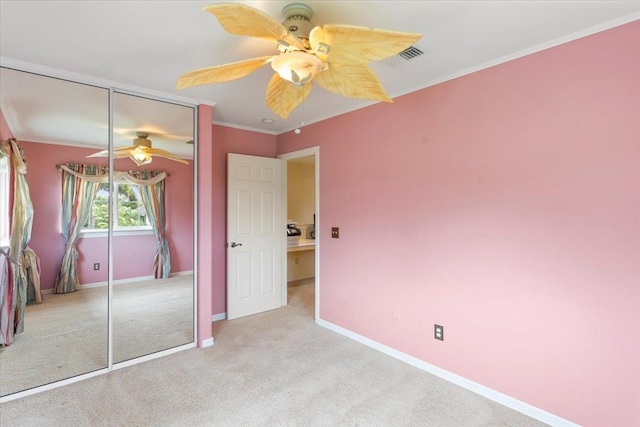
[
  {"left": 83, "top": 275, "right": 154, "bottom": 288},
  {"left": 79, "top": 282, "right": 107, "bottom": 289},
  {"left": 171, "top": 270, "right": 194, "bottom": 277},
  {"left": 317, "top": 319, "right": 581, "bottom": 427},
  {"left": 40, "top": 271, "right": 195, "bottom": 293},
  {"left": 200, "top": 337, "right": 214, "bottom": 348},
  {"left": 211, "top": 313, "right": 226, "bottom": 322},
  {"left": 40, "top": 283, "right": 108, "bottom": 293}
]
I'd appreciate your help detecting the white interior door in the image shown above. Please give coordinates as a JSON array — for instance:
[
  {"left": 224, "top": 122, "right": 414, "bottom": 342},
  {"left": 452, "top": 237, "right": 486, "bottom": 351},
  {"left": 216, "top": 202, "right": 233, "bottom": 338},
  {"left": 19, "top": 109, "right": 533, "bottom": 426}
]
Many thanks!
[{"left": 227, "top": 153, "right": 283, "bottom": 320}]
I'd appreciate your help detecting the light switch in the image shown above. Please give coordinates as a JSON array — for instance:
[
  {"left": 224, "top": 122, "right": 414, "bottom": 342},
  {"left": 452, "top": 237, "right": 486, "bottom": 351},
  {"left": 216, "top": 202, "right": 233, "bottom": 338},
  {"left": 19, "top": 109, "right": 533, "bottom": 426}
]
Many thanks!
[{"left": 331, "top": 227, "right": 339, "bottom": 238}]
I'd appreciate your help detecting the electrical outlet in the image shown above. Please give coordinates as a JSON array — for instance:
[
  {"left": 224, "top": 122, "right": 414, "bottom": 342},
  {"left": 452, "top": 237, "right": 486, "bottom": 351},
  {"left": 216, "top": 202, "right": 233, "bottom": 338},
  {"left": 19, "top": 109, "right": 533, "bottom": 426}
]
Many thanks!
[
  {"left": 331, "top": 227, "right": 339, "bottom": 238},
  {"left": 434, "top": 324, "right": 444, "bottom": 341},
  {"left": 93, "top": 263, "right": 100, "bottom": 271}
]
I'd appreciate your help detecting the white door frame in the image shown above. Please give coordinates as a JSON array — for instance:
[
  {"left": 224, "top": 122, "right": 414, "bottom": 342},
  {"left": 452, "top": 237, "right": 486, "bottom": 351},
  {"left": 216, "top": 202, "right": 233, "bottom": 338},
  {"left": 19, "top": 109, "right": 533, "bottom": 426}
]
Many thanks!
[{"left": 278, "top": 146, "right": 320, "bottom": 323}]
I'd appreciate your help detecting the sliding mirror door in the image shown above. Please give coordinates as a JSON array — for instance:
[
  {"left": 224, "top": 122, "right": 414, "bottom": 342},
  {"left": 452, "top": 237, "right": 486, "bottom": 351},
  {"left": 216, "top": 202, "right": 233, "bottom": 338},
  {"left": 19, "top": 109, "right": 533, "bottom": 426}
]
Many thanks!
[
  {"left": 111, "top": 92, "right": 194, "bottom": 363},
  {"left": 0, "top": 67, "right": 109, "bottom": 396}
]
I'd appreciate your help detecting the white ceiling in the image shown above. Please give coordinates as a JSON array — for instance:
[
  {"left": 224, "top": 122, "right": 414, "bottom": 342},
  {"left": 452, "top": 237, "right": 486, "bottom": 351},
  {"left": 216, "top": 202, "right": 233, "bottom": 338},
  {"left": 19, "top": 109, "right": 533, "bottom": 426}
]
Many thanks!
[
  {"left": 0, "top": 67, "right": 196, "bottom": 158},
  {"left": 1, "top": 1, "right": 639, "bottom": 139}
]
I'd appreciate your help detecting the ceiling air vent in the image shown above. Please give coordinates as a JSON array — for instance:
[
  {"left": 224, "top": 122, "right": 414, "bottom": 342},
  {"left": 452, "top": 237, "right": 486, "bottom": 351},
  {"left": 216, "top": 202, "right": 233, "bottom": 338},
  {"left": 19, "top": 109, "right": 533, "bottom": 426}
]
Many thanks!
[{"left": 383, "top": 45, "right": 425, "bottom": 67}]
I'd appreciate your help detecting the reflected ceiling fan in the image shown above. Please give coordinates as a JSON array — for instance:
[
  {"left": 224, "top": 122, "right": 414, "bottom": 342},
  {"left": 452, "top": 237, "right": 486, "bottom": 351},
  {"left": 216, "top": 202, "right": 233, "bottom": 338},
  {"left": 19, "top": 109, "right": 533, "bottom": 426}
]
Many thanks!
[
  {"left": 87, "top": 132, "right": 189, "bottom": 166},
  {"left": 177, "top": 3, "right": 422, "bottom": 118}
]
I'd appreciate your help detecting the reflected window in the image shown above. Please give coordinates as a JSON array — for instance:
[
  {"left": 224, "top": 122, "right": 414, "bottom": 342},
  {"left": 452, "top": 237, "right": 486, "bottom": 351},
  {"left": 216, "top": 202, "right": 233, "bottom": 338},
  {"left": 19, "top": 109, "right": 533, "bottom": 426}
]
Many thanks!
[
  {"left": 83, "top": 181, "right": 151, "bottom": 232},
  {"left": 0, "top": 155, "right": 9, "bottom": 247}
]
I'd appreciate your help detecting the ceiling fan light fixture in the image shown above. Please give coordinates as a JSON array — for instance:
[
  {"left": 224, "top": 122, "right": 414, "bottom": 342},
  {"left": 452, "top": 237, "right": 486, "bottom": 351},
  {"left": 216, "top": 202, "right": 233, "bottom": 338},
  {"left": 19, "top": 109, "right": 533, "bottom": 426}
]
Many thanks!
[
  {"left": 87, "top": 131, "right": 188, "bottom": 165},
  {"left": 131, "top": 147, "right": 153, "bottom": 166},
  {"left": 271, "top": 51, "right": 323, "bottom": 87}
]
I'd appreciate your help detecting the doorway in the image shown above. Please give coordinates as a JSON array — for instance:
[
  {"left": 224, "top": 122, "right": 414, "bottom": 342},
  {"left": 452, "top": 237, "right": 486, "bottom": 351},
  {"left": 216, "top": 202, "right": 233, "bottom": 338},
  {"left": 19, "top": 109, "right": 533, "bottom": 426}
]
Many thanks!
[{"left": 279, "top": 147, "right": 319, "bottom": 322}]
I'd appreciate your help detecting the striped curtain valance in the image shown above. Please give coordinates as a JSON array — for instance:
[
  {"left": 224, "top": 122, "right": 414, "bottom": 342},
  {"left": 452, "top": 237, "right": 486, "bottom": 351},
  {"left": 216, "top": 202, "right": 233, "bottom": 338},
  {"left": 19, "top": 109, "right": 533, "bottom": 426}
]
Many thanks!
[{"left": 57, "top": 164, "right": 167, "bottom": 186}]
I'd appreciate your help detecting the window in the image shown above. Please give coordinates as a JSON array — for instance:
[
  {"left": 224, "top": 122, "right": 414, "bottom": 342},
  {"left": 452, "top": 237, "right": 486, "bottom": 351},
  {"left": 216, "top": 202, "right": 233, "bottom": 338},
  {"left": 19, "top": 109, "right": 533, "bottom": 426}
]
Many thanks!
[
  {"left": 0, "top": 155, "right": 9, "bottom": 247},
  {"left": 83, "top": 181, "right": 151, "bottom": 234}
]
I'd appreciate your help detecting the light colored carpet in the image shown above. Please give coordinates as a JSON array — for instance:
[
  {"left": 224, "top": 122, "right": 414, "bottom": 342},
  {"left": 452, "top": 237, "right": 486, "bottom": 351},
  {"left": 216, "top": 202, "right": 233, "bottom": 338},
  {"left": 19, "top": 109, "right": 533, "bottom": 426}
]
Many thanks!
[
  {"left": 0, "top": 281, "right": 549, "bottom": 426},
  {"left": 0, "top": 275, "right": 193, "bottom": 397},
  {"left": 112, "top": 275, "right": 193, "bottom": 363}
]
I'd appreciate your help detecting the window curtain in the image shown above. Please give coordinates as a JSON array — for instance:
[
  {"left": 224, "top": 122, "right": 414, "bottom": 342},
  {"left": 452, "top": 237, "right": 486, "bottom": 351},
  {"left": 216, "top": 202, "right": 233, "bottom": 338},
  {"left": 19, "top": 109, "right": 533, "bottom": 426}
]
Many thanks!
[
  {"left": 54, "top": 163, "right": 106, "bottom": 294},
  {"left": 0, "top": 138, "right": 39, "bottom": 345},
  {"left": 54, "top": 165, "right": 169, "bottom": 284},
  {"left": 0, "top": 248, "right": 13, "bottom": 345},
  {"left": 131, "top": 170, "right": 170, "bottom": 279}
]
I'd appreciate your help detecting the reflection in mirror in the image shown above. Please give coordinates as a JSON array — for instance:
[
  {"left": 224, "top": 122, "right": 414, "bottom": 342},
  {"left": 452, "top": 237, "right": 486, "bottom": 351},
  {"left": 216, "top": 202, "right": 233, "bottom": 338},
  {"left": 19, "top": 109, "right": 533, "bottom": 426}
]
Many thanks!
[
  {"left": 0, "top": 67, "right": 109, "bottom": 396},
  {"left": 111, "top": 92, "right": 194, "bottom": 363}
]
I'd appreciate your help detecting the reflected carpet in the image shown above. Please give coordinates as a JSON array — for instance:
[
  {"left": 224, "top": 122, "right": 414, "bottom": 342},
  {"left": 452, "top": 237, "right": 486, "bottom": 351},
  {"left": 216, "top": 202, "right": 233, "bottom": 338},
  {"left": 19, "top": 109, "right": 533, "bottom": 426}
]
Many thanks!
[{"left": 0, "top": 275, "right": 193, "bottom": 397}]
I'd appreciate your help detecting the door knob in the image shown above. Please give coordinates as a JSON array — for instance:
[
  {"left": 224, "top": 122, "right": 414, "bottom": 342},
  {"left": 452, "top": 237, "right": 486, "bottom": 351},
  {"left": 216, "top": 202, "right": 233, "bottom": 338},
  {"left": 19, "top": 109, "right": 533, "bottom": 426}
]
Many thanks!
[{"left": 229, "top": 242, "right": 242, "bottom": 248}]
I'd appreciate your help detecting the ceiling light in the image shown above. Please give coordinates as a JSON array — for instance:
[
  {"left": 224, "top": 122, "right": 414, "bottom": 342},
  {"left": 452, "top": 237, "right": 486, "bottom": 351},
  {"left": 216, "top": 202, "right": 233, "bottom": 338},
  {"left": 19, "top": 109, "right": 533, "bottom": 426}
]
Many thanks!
[
  {"left": 271, "top": 51, "right": 324, "bottom": 88},
  {"left": 130, "top": 135, "right": 153, "bottom": 166},
  {"left": 130, "top": 148, "right": 153, "bottom": 166},
  {"left": 262, "top": 118, "right": 275, "bottom": 125}
]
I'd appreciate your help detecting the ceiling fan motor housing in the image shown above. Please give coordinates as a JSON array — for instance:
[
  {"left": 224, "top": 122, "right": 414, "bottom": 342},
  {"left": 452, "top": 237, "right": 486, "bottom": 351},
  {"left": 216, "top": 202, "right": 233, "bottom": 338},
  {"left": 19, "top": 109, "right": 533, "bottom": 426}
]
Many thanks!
[
  {"left": 134, "top": 132, "right": 152, "bottom": 148},
  {"left": 281, "top": 3, "right": 315, "bottom": 44}
]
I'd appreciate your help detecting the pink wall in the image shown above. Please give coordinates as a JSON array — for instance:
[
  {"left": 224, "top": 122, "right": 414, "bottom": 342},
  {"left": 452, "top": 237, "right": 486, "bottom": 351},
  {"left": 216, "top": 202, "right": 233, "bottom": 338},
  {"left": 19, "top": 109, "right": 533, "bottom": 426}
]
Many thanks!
[
  {"left": 197, "top": 104, "right": 213, "bottom": 346},
  {"left": 277, "top": 21, "right": 640, "bottom": 427},
  {"left": 22, "top": 141, "right": 194, "bottom": 289},
  {"left": 210, "top": 125, "right": 277, "bottom": 315}
]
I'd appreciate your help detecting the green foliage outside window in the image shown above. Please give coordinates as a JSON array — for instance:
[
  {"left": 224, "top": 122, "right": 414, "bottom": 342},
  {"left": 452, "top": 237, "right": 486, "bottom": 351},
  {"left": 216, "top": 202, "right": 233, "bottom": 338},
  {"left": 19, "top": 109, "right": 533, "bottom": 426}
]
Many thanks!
[{"left": 84, "top": 182, "right": 148, "bottom": 230}]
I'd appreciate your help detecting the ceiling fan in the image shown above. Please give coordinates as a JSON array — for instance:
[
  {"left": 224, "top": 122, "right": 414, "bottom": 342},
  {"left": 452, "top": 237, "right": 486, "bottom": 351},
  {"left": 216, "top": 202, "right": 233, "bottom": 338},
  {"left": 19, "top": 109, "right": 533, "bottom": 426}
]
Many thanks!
[
  {"left": 87, "top": 132, "right": 189, "bottom": 166},
  {"left": 177, "top": 3, "right": 422, "bottom": 119}
]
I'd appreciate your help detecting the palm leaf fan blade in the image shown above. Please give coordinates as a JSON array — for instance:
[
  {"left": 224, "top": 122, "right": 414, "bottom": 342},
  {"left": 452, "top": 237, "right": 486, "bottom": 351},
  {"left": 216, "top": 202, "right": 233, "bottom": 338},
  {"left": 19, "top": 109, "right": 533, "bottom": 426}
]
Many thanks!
[
  {"left": 265, "top": 74, "right": 312, "bottom": 119},
  {"left": 177, "top": 56, "right": 274, "bottom": 89},
  {"left": 111, "top": 151, "right": 135, "bottom": 159},
  {"left": 113, "top": 146, "right": 135, "bottom": 153},
  {"left": 148, "top": 148, "right": 190, "bottom": 165},
  {"left": 314, "top": 64, "right": 392, "bottom": 102},
  {"left": 87, "top": 147, "right": 132, "bottom": 158},
  {"left": 86, "top": 149, "right": 108, "bottom": 158},
  {"left": 203, "top": 4, "right": 304, "bottom": 50},
  {"left": 310, "top": 24, "right": 422, "bottom": 65}
]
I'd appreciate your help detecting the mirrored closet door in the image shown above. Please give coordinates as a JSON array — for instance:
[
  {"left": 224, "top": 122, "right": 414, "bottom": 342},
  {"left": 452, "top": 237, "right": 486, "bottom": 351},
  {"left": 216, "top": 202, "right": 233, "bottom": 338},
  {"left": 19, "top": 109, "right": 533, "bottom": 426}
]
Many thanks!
[
  {"left": 0, "top": 67, "right": 196, "bottom": 398},
  {"left": 111, "top": 92, "right": 195, "bottom": 363},
  {"left": 0, "top": 68, "right": 110, "bottom": 396}
]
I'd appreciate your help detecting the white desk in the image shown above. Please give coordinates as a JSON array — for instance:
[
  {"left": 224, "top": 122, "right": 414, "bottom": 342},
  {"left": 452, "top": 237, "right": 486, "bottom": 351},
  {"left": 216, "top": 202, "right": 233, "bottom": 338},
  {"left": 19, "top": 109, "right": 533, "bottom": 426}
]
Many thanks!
[{"left": 287, "top": 238, "right": 315, "bottom": 252}]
